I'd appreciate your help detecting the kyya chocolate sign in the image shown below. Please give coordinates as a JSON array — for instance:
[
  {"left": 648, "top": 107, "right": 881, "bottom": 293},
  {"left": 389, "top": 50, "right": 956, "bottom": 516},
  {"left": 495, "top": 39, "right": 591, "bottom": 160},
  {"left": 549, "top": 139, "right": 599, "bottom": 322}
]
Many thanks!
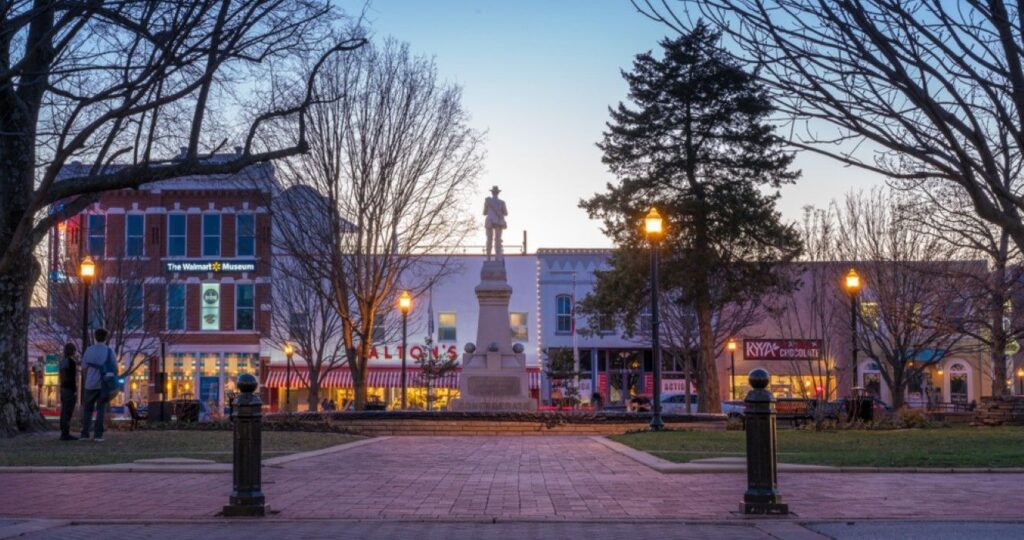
[
  {"left": 743, "top": 339, "right": 823, "bottom": 361},
  {"left": 165, "top": 260, "right": 256, "bottom": 273}
]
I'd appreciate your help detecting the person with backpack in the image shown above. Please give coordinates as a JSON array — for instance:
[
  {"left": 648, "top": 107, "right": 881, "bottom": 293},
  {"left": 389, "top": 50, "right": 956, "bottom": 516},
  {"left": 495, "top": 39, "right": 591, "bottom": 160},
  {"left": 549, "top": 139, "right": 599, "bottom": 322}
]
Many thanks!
[
  {"left": 80, "top": 328, "right": 118, "bottom": 442},
  {"left": 58, "top": 342, "right": 79, "bottom": 441}
]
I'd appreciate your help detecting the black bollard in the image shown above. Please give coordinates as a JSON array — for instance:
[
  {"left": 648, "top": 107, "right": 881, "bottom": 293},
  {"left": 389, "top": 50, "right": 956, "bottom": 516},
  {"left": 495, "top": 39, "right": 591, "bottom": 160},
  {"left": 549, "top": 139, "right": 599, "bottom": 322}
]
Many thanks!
[
  {"left": 740, "top": 368, "right": 788, "bottom": 515},
  {"left": 223, "top": 373, "right": 267, "bottom": 517}
]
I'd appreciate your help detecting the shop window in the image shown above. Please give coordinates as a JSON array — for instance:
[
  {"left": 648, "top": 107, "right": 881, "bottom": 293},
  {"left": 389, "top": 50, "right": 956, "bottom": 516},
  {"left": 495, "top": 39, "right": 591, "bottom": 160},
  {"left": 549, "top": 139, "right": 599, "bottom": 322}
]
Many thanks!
[
  {"left": 167, "top": 214, "right": 186, "bottom": 257},
  {"left": 125, "top": 281, "right": 144, "bottom": 330},
  {"left": 438, "top": 312, "right": 457, "bottom": 342},
  {"left": 510, "top": 312, "right": 528, "bottom": 340},
  {"left": 167, "top": 283, "right": 185, "bottom": 331},
  {"left": 202, "top": 214, "right": 221, "bottom": 257},
  {"left": 87, "top": 214, "right": 105, "bottom": 256},
  {"left": 125, "top": 214, "right": 144, "bottom": 256},
  {"left": 555, "top": 295, "right": 572, "bottom": 333},
  {"left": 236, "top": 214, "right": 255, "bottom": 257},
  {"left": 236, "top": 283, "right": 254, "bottom": 330}
]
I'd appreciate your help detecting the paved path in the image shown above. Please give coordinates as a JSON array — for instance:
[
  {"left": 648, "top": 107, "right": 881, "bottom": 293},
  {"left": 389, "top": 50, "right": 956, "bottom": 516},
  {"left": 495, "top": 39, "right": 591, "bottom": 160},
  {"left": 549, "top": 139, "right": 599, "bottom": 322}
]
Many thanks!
[{"left": 2, "top": 436, "right": 1023, "bottom": 521}]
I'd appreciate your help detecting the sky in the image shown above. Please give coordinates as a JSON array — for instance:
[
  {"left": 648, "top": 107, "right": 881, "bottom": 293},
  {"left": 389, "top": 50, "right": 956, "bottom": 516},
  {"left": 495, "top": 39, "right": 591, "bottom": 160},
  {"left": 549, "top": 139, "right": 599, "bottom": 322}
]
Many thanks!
[{"left": 363, "top": 0, "right": 885, "bottom": 250}]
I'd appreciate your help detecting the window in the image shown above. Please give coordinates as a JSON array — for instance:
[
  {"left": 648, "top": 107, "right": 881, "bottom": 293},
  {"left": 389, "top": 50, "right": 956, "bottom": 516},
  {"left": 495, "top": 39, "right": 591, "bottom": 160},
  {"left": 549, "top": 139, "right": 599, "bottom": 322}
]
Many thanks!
[
  {"left": 510, "top": 312, "right": 528, "bottom": 341},
  {"left": 236, "top": 214, "right": 255, "bottom": 257},
  {"left": 201, "top": 283, "right": 220, "bottom": 330},
  {"left": 87, "top": 214, "right": 105, "bottom": 256},
  {"left": 167, "top": 284, "right": 185, "bottom": 331},
  {"left": 597, "top": 314, "right": 615, "bottom": 334},
  {"left": 860, "top": 302, "right": 880, "bottom": 329},
  {"left": 125, "top": 281, "right": 144, "bottom": 330},
  {"left": 202, "top": 214, "right": 221, "bottom": 257},
  {"left": 288, "top": 311, "right": 308, "bottom": 340},
  {"left": 125, "top": 214, "right": 144, "bottom": 256},
  {"left": 556, "top": 295, "right": 572, "bottom": 333},
  {"left": 167, "top": 214, "right": 186, "bottom": 257},
  {"left": 438, "top": 312, "right": 457, "bottom": 342},
  {"left": 235, "top": 283, "right": 254, "bottom": 330},
  {"left": 372, "top": 318, "right": 386, "bottom": 343}
]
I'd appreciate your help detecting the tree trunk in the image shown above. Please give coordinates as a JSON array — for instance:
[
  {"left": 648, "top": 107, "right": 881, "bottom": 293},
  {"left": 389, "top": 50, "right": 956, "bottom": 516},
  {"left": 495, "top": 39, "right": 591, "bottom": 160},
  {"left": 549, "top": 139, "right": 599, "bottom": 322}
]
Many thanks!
[
  {"left": 890, "top": 370, "right": 906, "bottom": 410},
  {"left": 307, "top": 371, "right": 320, "bottom": 412},
  {"left": 696, "top": 298, "right": 721, "bottom": 413},
  {"left": 0, "top": 257, "right": 50, "bottom": 437},
  {"left": 990, "top": 252, "right": 1010, "bottom": 396}
]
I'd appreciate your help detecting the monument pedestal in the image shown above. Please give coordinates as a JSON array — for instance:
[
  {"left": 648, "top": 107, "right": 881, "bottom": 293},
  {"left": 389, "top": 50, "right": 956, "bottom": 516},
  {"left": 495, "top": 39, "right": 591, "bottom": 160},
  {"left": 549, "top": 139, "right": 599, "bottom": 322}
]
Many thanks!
[{"left": 451, "top": 260, "right": 536, "bottom": 412}]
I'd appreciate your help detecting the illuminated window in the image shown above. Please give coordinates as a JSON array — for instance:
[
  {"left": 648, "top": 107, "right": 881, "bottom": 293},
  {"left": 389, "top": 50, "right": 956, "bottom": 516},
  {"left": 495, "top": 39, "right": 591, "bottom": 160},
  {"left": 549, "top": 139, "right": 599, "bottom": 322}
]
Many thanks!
[
  {"left": 167, "top": 214, "right": 186, "bottom": 257},
  {"left": 201, "top": 283, "right": 220, "bottom": 330},
  {"left": 510, "top": 312, "right": 528, "bottom": 340},
  {"left": 125, "top": 214, "right": 144, "bottom": 256},
  {"left": 860, "top": 301, "right": 880, "bottom": 328},
  {"left": 438, "top": 312, "right": 457, "bottom": 342}
]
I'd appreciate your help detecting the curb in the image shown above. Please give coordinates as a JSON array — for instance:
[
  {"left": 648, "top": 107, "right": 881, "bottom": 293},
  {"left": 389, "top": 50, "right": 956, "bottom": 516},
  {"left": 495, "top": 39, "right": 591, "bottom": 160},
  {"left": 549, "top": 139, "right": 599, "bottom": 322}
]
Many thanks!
[
  {"left": 0, "top": 436, "right": 380, "bottom": 474},
  {"left": 590, "top": 436, "right": 1024, "bottom": 474}
]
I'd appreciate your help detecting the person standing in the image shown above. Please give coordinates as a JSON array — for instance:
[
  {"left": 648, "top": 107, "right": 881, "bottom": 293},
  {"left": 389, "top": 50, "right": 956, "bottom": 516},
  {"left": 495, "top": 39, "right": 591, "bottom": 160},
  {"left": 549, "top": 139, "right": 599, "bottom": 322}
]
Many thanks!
[
  {"left": 58, "top": 342, "right": 79, "bottom": 441},
  {"left": 80, "top": 328, "right": 117, "bottom": 442}
]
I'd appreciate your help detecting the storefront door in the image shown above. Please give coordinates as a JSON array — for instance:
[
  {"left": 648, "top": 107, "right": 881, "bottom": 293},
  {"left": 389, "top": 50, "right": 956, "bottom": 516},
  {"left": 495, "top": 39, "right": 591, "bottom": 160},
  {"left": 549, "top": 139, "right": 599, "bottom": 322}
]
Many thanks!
[{"left": 606, "top": 351, "right": 645, "bottom": 406}]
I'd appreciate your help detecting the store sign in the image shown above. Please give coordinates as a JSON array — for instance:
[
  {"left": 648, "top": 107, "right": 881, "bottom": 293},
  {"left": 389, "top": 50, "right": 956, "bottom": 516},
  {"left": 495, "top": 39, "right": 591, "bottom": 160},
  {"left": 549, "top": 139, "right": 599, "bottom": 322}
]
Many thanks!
[
  {"left": 201, "top": 283, "right": 220, "bottom": 330},
  {"left": 743, "top": 339, "right": 822, "bottom": 361},
  {"left": 166, "top": 260, "right": 256, "bottom": 273},
  {"left": 368, "top": 345, "right": 459, "bottom": 361}
]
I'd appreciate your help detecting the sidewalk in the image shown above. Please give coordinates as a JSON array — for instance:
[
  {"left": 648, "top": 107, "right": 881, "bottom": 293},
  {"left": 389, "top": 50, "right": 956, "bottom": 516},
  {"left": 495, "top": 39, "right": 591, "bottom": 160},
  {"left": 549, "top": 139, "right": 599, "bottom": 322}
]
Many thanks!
[
  {"left": 2, "top": 519, "right": 1023, "bottom": 540},
  {"left": 1, "top": 436, "right": 1022, "bottom": 521}
]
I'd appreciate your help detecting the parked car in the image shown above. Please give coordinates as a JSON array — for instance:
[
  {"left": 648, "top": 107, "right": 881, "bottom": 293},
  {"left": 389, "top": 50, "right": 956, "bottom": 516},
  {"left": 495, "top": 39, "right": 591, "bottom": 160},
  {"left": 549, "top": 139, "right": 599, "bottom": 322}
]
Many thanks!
[
  {"left": 721, "top": 400, "right": 745, "bottom": 418},
  {"left": 660, "top": 393, "right": 701, "bottom": 414}
]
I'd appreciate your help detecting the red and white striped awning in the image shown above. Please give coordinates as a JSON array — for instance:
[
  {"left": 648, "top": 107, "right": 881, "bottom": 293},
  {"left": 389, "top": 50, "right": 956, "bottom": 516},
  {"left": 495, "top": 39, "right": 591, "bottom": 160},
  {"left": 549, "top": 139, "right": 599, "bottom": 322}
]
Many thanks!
[{"left": 264, "top": 367, "right": 540, "bottom": 391}]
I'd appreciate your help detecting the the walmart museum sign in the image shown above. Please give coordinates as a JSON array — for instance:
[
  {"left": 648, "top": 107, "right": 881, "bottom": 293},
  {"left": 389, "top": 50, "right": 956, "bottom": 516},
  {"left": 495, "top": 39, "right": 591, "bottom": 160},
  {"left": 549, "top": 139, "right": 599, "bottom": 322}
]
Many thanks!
[{"left": 165, "top": 260, "right": 257, "bottom": 273}]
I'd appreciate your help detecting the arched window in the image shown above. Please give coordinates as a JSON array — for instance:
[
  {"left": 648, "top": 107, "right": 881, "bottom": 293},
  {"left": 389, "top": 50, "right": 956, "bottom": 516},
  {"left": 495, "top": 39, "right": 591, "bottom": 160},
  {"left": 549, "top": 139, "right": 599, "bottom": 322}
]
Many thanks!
[{"left": 556, "top": 294, "right": 572, "bottom": 333}]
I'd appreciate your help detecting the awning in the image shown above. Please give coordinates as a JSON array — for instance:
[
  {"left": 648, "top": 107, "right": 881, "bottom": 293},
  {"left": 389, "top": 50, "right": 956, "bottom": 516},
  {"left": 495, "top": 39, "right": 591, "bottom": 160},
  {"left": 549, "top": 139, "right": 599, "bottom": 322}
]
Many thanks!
[{"left": 263, "top": 367, "right": 540, "bottom": 391}]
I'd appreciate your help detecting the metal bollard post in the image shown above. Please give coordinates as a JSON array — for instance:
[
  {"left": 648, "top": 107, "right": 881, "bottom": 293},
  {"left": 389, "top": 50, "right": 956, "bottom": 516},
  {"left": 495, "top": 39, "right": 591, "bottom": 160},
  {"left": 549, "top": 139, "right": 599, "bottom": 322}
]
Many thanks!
[
  {"left": 223, "top": 374, "right": 267, "bottom": 517},
  {"left": 740, "top": 368, "right": 788, "bottom": 515}
]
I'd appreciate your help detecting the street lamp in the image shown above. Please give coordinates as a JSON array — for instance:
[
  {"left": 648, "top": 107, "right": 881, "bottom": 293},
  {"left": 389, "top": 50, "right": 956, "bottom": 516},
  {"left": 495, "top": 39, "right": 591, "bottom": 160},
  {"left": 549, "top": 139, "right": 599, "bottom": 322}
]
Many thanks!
[
  {"left": 284, "top": 342, "right": 294, "bottom": 413},
  {"left": 1017, "top": 368, "right": 1024, "bottom": 395},
  {"left": 644, "top": 207, "right": 664, "bottom": 431},
  {"left": 80, "top": 256, "right": 96, "bottom": 402},
  {"left": 845, "top": 268, "right": 862, "bottom": 395},
  {"left": 398, "top": 291, "right": 412, "bottom": 410},
  {"left": 727, "top": 338, "right": 738, "bottom": 401}
]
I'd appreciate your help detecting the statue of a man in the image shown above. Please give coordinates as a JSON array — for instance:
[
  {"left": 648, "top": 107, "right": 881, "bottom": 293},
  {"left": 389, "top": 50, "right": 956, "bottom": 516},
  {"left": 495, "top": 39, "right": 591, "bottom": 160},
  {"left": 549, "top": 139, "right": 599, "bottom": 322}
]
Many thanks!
[{"left": 483, "top": 185, "right": 507, "bottom": 260}]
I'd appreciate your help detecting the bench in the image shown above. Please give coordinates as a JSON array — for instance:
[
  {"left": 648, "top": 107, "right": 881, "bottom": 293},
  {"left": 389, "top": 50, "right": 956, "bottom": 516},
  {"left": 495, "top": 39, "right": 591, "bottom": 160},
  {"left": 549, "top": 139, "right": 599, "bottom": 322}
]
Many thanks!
[{"left": 126, "top": 400, "right": 147, "bottom": 430}]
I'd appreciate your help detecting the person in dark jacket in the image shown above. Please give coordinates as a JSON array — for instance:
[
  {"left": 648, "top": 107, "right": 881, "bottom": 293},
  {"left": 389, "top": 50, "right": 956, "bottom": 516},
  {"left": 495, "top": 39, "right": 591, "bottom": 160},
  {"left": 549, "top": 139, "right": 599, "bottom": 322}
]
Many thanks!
[{"left": 58, "top": 342, "right": 79, "bottom": 441}]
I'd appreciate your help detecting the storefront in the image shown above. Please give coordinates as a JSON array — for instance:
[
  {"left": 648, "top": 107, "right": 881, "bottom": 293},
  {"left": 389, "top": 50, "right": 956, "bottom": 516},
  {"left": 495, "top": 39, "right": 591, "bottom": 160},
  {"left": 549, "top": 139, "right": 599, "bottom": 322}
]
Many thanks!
[{"left": 262, "top": 366, "right": 542, "bottom": 411}]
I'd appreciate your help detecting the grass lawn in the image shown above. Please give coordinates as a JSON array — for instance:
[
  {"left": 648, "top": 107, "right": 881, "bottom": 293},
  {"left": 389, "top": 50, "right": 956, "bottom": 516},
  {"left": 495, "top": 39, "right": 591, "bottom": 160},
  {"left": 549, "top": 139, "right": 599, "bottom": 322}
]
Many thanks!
[
  {"left": 611, "top": 426, "right": 1024, "bottom": 468},
  {"left": 0, "top": 430, "right": 361, "bottom": 466}
]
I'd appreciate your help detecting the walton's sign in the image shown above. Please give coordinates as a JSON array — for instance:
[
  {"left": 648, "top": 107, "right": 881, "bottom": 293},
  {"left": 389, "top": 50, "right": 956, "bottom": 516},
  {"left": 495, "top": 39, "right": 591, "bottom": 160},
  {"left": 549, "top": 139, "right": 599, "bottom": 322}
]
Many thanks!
[
  {"left": 165, "top": 260, "right": 257, "bottom": 273},
  {"left": 743, "top": 339, "right": 822, "bottom": 361}
]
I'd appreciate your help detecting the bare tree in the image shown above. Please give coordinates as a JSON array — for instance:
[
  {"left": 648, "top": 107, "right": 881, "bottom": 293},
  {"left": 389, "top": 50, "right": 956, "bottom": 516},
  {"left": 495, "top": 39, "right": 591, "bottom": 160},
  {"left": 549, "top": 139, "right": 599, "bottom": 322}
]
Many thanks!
[
  {"left": 270, "top": 39, "right": 482, "bottom": 410},
  {"left": 831, "top": 190, "right": 972, "bottom": 409},
  {"left": 0, "top": 0, "right": 365, "bottom": 436},
  {"left": 634, "top": 1, "right": 1024, "bottom": 256},
  {"left": 34, "top": 250, "right": 182, "bottom": 385},
  {"left": 269, "top": 256, "right": 347, "bottom": 412},
  {"left": 898, "top": 182, "right": 1024, "bottom": 396}
]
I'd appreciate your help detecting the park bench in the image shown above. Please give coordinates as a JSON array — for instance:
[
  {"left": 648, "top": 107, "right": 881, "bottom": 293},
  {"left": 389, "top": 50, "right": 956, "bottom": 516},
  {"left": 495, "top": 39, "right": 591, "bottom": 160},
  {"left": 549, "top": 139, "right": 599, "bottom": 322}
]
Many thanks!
[{"left": 126, "top": 400, "right": 147, "bottom": 430}]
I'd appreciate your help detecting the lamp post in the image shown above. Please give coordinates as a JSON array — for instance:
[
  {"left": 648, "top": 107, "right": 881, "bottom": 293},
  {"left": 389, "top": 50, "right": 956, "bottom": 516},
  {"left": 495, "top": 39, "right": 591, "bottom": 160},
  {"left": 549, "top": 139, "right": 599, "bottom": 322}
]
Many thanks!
[
  {"left": 1017, "top": 368, "right": 1024, "bottom": 395},
  {"left": 79, "top": 256, "right": 95, "bottom": 403},
  {"left": 727, "top": 338, "right": 738, "bottom": 401},
  {"left": 845, "top": 268, "right": 862, "bottom": 395},
  {"left": 645, "top": 207, "right": 664, "bottom": 431},
  {"left": 284, "top": 342, "right": 293, "bottom": 413},
  {"left": 398, "top": 291, "right": 412, "bottom": 410}
]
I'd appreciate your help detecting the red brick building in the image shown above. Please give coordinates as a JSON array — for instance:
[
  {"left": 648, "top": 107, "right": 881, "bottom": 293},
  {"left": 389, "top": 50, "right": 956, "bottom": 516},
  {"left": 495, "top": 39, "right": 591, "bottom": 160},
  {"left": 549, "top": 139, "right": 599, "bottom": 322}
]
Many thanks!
[{"left": 45, "top": 156, "right": 274, "bottom": 413}]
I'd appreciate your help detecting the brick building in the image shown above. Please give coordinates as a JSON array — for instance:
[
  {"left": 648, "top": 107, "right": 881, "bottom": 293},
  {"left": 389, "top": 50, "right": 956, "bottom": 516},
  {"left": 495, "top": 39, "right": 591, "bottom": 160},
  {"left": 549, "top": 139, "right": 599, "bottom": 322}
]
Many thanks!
[{"left": 44, "top": 155, "right": 274, "bottom": 414}]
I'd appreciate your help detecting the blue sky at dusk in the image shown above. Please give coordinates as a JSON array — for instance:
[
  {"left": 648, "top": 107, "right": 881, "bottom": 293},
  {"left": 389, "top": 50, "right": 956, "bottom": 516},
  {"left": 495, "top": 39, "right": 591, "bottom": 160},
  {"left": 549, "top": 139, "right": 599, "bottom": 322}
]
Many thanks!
[{"left": 364, "top": 0, "right": 884, "bottom": 249}]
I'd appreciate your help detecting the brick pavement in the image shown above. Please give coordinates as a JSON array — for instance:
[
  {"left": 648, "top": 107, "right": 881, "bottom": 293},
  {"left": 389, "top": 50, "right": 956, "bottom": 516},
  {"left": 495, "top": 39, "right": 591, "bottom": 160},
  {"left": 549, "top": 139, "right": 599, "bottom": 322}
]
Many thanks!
[{"left": 2, "top": 436, "right": 1023, "bottom": 521}]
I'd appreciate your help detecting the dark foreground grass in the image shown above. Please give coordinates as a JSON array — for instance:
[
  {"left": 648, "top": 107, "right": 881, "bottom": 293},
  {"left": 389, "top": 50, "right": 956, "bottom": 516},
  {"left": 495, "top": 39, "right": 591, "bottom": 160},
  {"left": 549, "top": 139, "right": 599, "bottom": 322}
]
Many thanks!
[
  {"left": 0, "top": 430, "right": 361, "bottom": 466},
  {"left": 611, "top": 426, "right": 1024, "bottom": 468}
]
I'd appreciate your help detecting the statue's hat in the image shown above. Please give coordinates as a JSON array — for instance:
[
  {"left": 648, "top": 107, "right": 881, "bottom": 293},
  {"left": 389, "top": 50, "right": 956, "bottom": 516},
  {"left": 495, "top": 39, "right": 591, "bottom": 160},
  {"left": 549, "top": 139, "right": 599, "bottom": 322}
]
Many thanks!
[{"left": 490, "top": 185, "right": 501, "bottom": 194}]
